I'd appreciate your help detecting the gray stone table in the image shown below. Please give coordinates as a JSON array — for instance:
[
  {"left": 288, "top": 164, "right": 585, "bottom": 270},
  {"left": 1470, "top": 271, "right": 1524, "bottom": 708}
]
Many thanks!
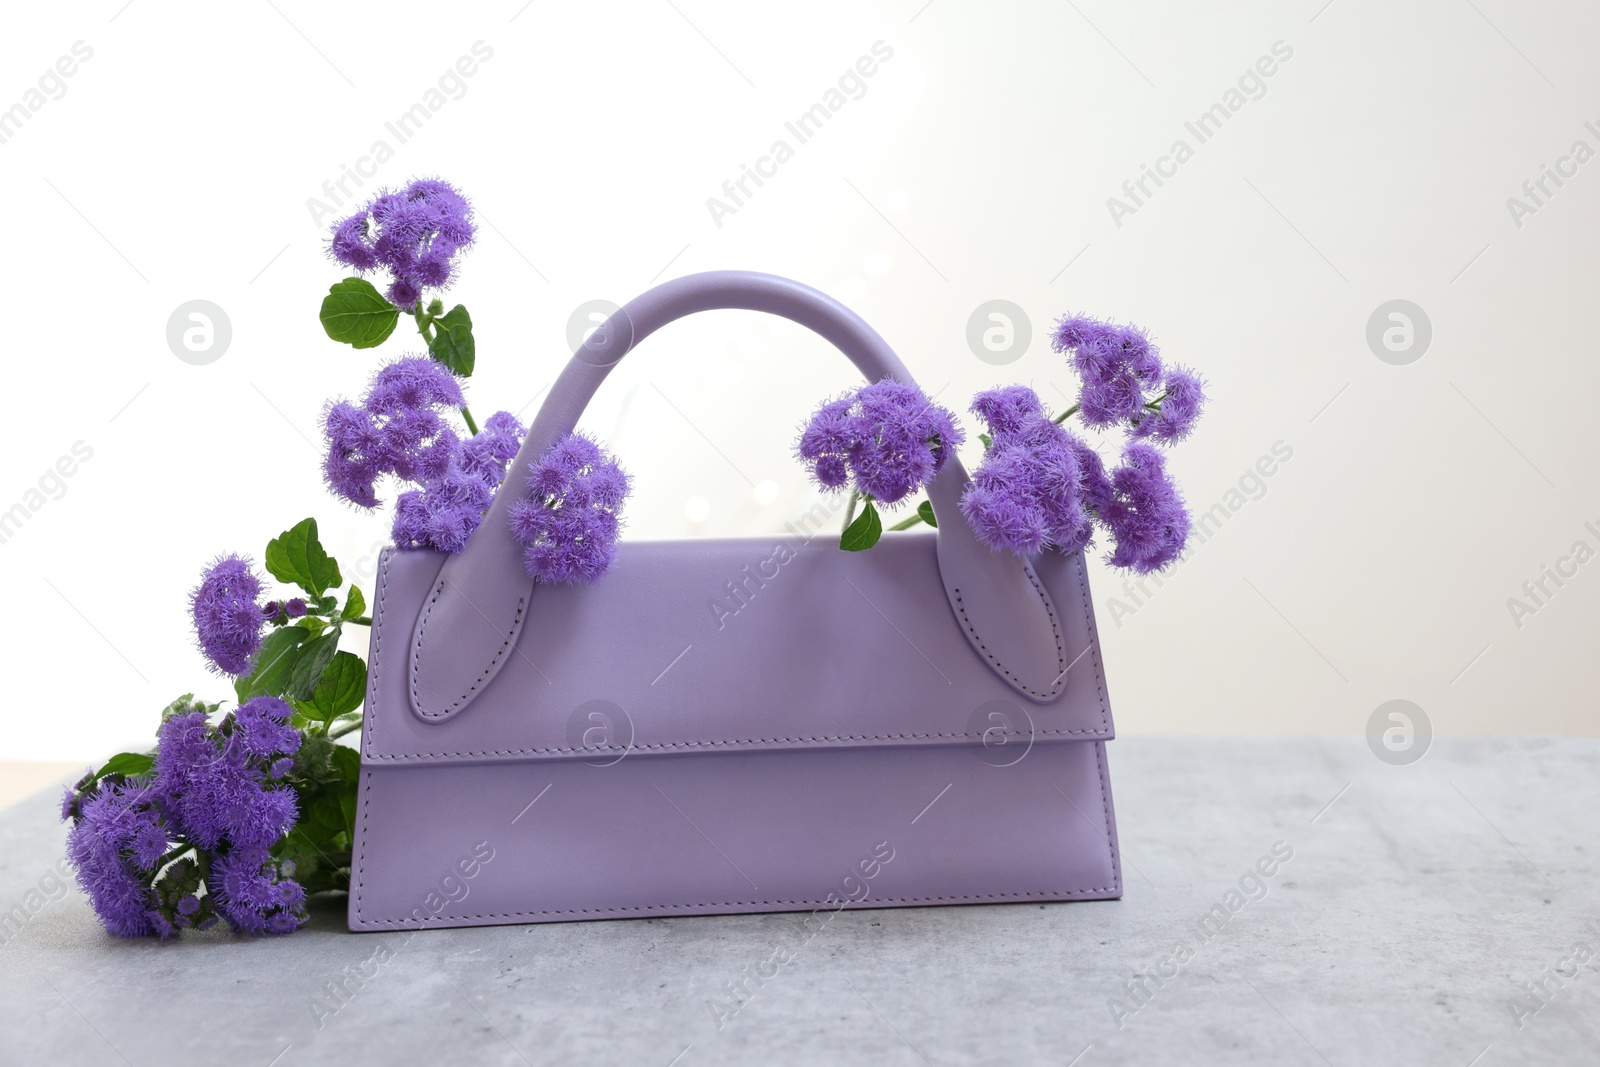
[{"left": 2, "top": 738, "right": 1596, "bottom": 1065}]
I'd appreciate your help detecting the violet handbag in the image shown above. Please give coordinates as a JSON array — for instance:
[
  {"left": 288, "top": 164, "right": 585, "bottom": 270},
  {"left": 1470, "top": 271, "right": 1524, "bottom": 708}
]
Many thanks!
[{"left": 349, "top": 271, "right": 1122, "bottom": 930}]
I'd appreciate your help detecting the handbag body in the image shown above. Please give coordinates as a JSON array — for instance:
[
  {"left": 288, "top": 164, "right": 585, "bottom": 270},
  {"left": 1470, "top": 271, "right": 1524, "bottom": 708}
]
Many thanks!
[{"left": 349, "top": 272, "right": 1122, "bottom": 930}]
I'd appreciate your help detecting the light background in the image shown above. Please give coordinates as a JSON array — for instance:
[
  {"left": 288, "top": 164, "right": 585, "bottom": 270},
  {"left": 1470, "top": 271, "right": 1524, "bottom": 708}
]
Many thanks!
[{"left": 1, "top": 0, "right": 1596, "bottom": 761}]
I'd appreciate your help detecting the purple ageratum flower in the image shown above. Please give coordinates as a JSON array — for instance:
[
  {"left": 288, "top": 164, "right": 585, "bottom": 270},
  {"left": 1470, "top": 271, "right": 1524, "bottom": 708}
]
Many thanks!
[
  {"left": 63, "top": 778, "right": 170, "bottom": 938},
  {"left": 365, "top": 355, "right": 466, "bottom": 415},
  {"left": 152, "top": 704, "right": 299, "bottom": 853},
  {"left": 1131, "top": 366, "right": 1207, "bottom": 444},
  {"left": 797, "top": 380, "right": 964, "bottom": 504},
  {"left": 508, "top": 432, "right": 630, "bottom": 584},
  {"left": 323, "top": 357, "right": 465, "bottom": 508},
  {"left": 1101, "top": 443, "right": 1191, "bottom": 573},
  {"left": 191, "top": 555, "right": 267, "bottom": 676},
  {"left": 231, "top": 696, "right": 303, "bottom": 763},
  {"left": 1052, "top": 315, "right": 1164, "bottom": 429},
  {"left": 393, "top": 469, "right": 494, "bottom": 553},
  {"left": 796, "top": 397, "right": 856, "bottom": 490},
  {"left": 960, "top": 387, "right": 1094, "bottom": 556},
  {"left": 208, "top": 845, "right": 307, "bottom": 936},
  {"left": 459, "top": 410, "right": 524, "bottom": 486},
  {"left": 328, "top": 178, "right": 476, "bottom": 310},
  {"left": 392, "top": 410, "right": 526, "bottom": 554}
]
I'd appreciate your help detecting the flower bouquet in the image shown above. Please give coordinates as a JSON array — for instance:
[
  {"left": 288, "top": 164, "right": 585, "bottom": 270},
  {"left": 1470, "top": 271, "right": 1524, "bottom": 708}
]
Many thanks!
[{"left": 61, "top": 177, "right": 1204, "bottom": 938}]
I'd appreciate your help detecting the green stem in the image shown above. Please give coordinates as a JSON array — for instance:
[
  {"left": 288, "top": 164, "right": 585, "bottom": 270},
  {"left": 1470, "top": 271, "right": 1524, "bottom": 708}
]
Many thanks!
[
  {"left": 460, "top": 406, "right": 479, "bottom": 435},
  {"left": 412, "top": 306, "right": 435, "bottom": 343},
  {"left": 841, "top": 489, "right": 861, "bottom": 532},
  {"left": 1053, "top": 393, "right": 1163, "bottom": 427},
  {"left": 888, "top": 512, "right": 926, "bottom": 532},
  {"left": 330, "top": 716, "right": 364, "bottom": 740},
  {"left": 345, "top": 616, "right": 372, "bottom": 627}
]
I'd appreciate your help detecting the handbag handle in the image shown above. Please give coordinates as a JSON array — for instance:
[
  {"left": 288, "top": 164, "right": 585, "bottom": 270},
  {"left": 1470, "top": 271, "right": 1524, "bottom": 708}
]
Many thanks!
[{"left": 407, "top": 271, "right": 1070, "bottom": 720}]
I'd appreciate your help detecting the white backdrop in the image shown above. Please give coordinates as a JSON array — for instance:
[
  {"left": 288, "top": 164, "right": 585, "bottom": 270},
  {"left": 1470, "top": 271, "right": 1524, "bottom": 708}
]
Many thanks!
[{"left": 2, "top": 0, "right": 1596, "bottom": 760}]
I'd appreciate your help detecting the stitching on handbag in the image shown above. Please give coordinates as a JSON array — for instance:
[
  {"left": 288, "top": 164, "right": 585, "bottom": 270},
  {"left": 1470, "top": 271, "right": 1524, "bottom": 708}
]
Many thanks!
[
  {"left": 1072, "top": 552, "right": 1111, "bottom": 733},
  {"left": 370, "top": 552, "right": 1111, "bottom": 758},
  {"left": 355, "top": 753, "right": 374, "bottom": 921},
  {"left": 353, "top": 551, "right": 388, "bottom": 921},
  {"left": 949, "top": 562, "right": 1066, "bottom": 700},
  {"left": 362, "top": 554, "right": 391, "bottom": 761},
  {"left": 409, "top": 574, "right": 526, "bottom": 721},
  {"left": 1092, "top": 739, "right": 1121, "bottom": 894},
  {"left": 350, "top": 886, "right": 1120, "bottom": 926},
  {"left": 361, "top": 726, "right": 1107, "bottom": 761}
]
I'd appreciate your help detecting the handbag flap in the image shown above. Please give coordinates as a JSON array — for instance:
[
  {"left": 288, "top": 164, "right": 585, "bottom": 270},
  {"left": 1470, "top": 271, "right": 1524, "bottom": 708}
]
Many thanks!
[{"left": 361, "top": 529, "right": 1113, "bottom": 766}]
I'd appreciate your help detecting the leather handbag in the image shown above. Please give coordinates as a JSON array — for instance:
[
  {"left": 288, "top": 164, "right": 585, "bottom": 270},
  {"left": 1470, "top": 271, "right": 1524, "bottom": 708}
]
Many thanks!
[{"left": 348, "top": 271, "right": 1122, "bottom": 930}]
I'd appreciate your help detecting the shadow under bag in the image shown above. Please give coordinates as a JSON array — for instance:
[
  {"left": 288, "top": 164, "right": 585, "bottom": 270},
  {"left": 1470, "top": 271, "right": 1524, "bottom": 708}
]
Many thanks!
[{"left": 349, "top": 271, "right": 1122, "bottom": 930}]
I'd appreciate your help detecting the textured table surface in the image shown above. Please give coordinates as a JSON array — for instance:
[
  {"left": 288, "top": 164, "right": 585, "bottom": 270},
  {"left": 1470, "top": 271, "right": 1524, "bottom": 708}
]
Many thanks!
[{"left": 2, "top": 738, "right": 1596, "bottom": 1066}]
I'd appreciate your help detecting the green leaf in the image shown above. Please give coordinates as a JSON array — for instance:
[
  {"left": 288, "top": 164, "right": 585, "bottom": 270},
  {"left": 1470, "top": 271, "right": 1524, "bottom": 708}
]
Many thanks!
[
  {"left": 979, "top": 432, "right": 993, "bottom": 450},
  {"left": 287, "top": 631, "right": 342, "bottom": 703},
  {"left": 91, "top": 751, "right": 154, "bottom": 784},
  {"left": 308, "top": 793, "right": 347, "bottom": 836},
  {"left": 235, "top": 625, "right": 313, "bottom": 702},
  {"left": 341, "top": 585, "right": 366, "bottom": 621},
  {"left": 309, "top": 652, "right": 366, "bottom": 720},
  {"left": 265, "top": 518, "right": 342, "bottom": 597},
  {"left": 840, "top": 500, "right": 883, "bottom": 552},
  {"left": 917, "top": 500, "right": 938, "bottom": 528},
  {"left": 319, "top": 278, "right": 399, "bottom": 349},
  {"left": 427, "top": 304, "right": 475, "bottom": 376},
  {"left": 311, "top": 594, "right": 339, "bottom": 616},
  {"left": 328, "top": 742, "right": 361, "bottom": 783}
]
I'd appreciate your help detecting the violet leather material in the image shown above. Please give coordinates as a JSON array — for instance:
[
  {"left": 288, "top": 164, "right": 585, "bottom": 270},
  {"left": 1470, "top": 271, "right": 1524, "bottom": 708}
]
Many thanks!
[
  {"left": 350, "top": 735, "right": 1121, "bottom": 928},
  {"left": 349, "top": 272, "right": 1123, "bottom": 930}
]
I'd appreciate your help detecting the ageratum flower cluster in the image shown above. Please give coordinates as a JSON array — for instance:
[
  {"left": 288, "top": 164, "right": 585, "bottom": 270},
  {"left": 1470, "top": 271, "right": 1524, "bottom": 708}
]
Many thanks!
[
  {"left": 392, "top": 411, "right": 524, "bottom": 554},
  {"left": 797, "top": 380, "right": 964, "bottom": 504},
  {"left": 323, "top": 357, "right": 524, "bottom": 553},
  {"left": 328, "top": 178, "right": 475, "bottom": 310},
  {"left": 1052, "top": 315, "right": 1205, "bottom": 442},
  {"left": 509, "top": 433, "right": 631, "bottom": 584},
  {"left": 960, "top": 386, "right": 1099, "bottom": 557},
  {"left": 62, "top": 697, "right": 306, "bottom": 939},
  {"left": 956, "top": 313, "right": 1204, "bottom": 573},
  {"left": 190, "top": 555, "right": 268, "bottom": 676}
]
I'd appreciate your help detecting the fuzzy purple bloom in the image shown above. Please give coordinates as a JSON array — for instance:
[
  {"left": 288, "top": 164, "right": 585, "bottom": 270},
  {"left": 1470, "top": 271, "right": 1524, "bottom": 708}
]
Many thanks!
[
  {"left": 190, "top": 555, "right": 267, "bottom": 676},
  {"left": 64, "top": 778, "right": 169, "bottom": 938},
  {"left": 152, "top": 703, "right": 299, "bottom": 854},
  {"left": 1101, "top": 443, "right": 1191, "bottom": 573},
  {"left": 327, "top": 178, "right": 476, "bottom": 310},
  {"left": 343, "top": 181, "right": 472, "bottom": 304},
  {"left": 53, "top": 699, "right": 314, "bottom": 939},
  {"left": 1052, "top": 314, "right": 1164, "bottom": 429},
  {"left": 1131, "top": 366, "right": 1206, "bottom": 444},
  {"left": 391, "top": 411, "right": 526, "bottom": 554},
  {"left": 961, "top": 387, "right": 1093, "bottom": 556},
  {"left": 508, "top": 432, "right": 631, "bottom": 584},
  {"left": 323, "top": 357, "right": 465, "bottom": 509},
  {"left": 208, "top": 845, "right": 306, "bottom": 937},
  {"left": 960, "top": 386, "right": 1191, "bottom": 573},
  {"left": 458, "top": 410, "right": 524, "bottom": 486},
  {"left": 797, "top": 380, "right": 964, "bottom": 504}
]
